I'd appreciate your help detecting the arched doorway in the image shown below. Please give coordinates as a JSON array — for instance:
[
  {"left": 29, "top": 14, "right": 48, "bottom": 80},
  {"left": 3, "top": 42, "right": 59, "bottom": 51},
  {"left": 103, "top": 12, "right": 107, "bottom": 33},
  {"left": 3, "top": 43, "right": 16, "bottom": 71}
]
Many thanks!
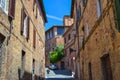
[{"left": 61, "top": 61, "right": 65, "bottom": 70}]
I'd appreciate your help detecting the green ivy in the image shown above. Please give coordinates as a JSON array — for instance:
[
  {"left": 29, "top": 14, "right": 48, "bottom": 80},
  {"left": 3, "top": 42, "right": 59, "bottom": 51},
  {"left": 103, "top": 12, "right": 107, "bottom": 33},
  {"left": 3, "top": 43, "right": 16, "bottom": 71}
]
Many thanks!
[{"left": 49, "top": 45, "right": 64, "bottom": 63}]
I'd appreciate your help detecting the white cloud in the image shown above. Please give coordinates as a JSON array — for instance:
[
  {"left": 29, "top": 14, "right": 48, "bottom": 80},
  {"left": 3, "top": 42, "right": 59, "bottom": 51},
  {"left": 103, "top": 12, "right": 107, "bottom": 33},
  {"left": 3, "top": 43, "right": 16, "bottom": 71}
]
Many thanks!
[{"left": 47, "top": 14, "right": 62, "bottom": 21}]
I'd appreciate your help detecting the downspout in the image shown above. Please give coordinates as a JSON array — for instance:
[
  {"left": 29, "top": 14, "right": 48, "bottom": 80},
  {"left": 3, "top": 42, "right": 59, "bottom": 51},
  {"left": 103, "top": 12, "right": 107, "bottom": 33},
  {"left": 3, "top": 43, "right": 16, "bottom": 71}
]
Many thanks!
[{"left": 5, "top": 16, "right": 13, "bottom": 79}]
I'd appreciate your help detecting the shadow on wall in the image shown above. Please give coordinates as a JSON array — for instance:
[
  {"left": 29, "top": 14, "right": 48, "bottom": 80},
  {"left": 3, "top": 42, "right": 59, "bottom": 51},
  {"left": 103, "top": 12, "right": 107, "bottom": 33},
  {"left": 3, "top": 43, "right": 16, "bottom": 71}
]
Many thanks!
[{"left": 18, "top": 69, "right": 45, "bottom": 80}]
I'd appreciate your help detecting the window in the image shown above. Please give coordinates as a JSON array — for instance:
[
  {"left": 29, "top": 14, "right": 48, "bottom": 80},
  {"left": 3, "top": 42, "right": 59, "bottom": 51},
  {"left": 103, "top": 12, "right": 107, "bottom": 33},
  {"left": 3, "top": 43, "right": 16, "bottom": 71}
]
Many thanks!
[
  {"left": 35, "top": 5, "right": 38, "bottom": 18},
  {"left": 45, "top": 35, "right": 47, "bottom": 41},
  {"left": 101, "top": 54, "right": 113, "bottom": 80},
  {"left": 49, "top": 31, "right": 52, "bottom": 38},
  {"left": 82, "top": 61, "right": 84, "bottom": 80},
  {"left": 33, "top": 28, "right": 36, "bottom": 48},
  {"left": 69, "top": 59, "right": 71, "bottom": 67},
  {"left": 46, "top": 33, "right": 49, "bottom": 40},
  {"left": 67, "top": 59, "right": 69, "bottom": 67},
  {"left": 52, "top": 48, "right": 54, "bottom": 51},
  {"left": 33, "top": 0, "right": 37, "bottom": 18},
  {"left": 21, "top": 7, "right": 30, "bottom": 40},
  {"left": 77, "top": 62, "right": 80, "bottom": 79},
  {"left": 57, "top": 28, "right": 64, "bottom": 35},
  {"left": 76, "top": 5, "right": 81, "bottom": 29},
  {"left": 82, "top": 0, "right": 87, "bottom": 7},
  {"left": 68, "top": 34, "right": 71, "bottom": 40},
  {"left": 69, "top": 48, "right": 71, "bottom": 54},
  {"left": 64, "top": 38, "right": 66, "bottom": 44},
  {"left": 85, "top": 22, "right": 89, "bottom": 37},
  {"left": 0, "top": 33, "right": 5, "bottom": 75},
  {"left": 48, "top": 44, "right": 50, "bottom": 49},
  {"left": 50, "top": 30, "right": 54, "bottom": 38},
  {"left": 96, "top": 0, "right": 102, "bottom": 18},
  {"left": 8, "top": 0, "right": 16, "bottom": 19},
  {"left": 79, "top": 36, "right": 83, "bottom": 48},
  {"left": 33, "top": 0, "right": 36, "bottom": 11},
  {"left": 77, "top": 6, "right": 81, "bottom": 21},
  {"left": 115, "top": 0, "right": 120, "bottom": 32},
  {"left": 52, "top": 30, "right": 54, "bottom": 37},
  {"left": 32, "top": 59, "right": 35, "bottom": 74},
  {"left": 0, "top": 0, "right": 8, "bottom": 14},
  {"left": 0, "top": 44, "right": 2, "bottom": 75},
  {"left": 20, "top": 50, "right": 26, "bottom": 79},
  {"left": 49, "top": 32, "right": 50, "bottom": 39},
  {"left": 23, "top": 16, "right": 28, "bottom": 37},
  {"left": 88, "top": 62, "right": 92, "bottom": 80}
]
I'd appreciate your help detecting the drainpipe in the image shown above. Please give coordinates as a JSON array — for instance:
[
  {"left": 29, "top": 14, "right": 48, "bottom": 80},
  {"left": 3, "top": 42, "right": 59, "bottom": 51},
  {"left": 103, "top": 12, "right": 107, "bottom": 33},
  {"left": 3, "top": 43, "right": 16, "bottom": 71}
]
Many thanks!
[
  {"left": 5, "top": 16, "right": 13, "bottom": 79},
  {"left": 8, "top": 17, "right": 13, "bottom": 42}
]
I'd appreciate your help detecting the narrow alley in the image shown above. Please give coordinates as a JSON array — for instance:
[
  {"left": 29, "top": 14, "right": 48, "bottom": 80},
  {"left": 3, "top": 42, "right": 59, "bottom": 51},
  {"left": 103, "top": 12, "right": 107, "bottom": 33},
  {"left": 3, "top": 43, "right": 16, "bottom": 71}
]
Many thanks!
[{"left": 0, "top": 0, "right": 120, "bottom": 80}]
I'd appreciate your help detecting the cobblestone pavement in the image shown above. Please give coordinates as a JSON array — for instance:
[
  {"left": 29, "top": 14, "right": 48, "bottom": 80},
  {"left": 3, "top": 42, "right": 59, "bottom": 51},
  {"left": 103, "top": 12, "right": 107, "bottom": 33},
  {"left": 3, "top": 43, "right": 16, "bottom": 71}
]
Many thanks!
[{"left": 45, "top": 68, "right": 76, "bottom": 80}]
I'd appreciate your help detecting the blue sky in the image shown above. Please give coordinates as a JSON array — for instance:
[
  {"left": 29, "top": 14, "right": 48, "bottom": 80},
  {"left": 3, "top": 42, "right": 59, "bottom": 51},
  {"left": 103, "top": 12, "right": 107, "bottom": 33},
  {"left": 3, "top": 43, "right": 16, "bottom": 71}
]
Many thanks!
[{"left": 43, "top": 0, "right": 72, "bottom": 31}]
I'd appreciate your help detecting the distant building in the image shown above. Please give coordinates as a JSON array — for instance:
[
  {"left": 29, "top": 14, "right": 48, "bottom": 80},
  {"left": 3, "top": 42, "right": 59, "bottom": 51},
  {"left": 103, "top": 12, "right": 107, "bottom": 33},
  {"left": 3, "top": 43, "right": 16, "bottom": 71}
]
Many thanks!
[
  {"left": 0, "top": 0, "right": 47, "bottom": 80},
  {"left": 45, "top": 26, "right": 68, "bottom": 69},
  {"left": 62, "top": 14, "right": 77, "bottom": 73},
  {"left": 63, "top": 16, "right": 73, "bottom": 32}
]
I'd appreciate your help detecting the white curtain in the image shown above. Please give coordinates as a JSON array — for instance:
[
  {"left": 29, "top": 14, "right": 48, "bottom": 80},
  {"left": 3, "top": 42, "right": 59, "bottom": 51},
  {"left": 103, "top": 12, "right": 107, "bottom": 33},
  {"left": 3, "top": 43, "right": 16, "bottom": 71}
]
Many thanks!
[{"left": 23, "top": 16, "right": 28, "bottom": 38}]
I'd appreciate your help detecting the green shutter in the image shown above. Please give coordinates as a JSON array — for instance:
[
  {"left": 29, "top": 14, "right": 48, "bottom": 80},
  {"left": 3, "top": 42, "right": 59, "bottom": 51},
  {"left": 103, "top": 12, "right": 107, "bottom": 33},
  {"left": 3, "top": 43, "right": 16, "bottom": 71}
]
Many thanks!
[{"left": 115, "top": 0, "right": 120, "bottom": 32}]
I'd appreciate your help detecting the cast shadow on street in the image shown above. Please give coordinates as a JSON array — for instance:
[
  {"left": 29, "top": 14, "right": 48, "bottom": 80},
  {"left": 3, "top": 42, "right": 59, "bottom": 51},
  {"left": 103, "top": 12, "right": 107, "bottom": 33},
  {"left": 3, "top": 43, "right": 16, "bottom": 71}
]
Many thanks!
[{"left": 18, "top": 69, "right": 45, "bottom": 80}]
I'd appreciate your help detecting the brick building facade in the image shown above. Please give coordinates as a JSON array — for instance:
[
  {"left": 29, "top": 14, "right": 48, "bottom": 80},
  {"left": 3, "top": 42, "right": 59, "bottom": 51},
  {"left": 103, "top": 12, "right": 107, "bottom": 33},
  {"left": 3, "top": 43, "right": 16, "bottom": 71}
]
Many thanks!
[
  {"left": 0, "top": 0, "right": 47, "bottom": 80},
  {"left": 63, "top": 15, "right": 76, "bottom": 73},
  {"left": 69, "top": 0, "right": 120, "bottom": 80},
  {"left": 45, "top": 26, "right": 65, "bottom": 69},
  {"left": 63, "top": 24, "right": 76, "bottom": 72}
]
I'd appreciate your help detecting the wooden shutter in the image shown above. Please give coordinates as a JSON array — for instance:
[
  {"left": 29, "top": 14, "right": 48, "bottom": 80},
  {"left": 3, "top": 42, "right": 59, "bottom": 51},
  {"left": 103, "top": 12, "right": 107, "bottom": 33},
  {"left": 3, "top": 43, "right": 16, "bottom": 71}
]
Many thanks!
[
  {"left": 36, "top": 5, "right": 38, "bottom": 18},
  {"left": 33, "top": 29, "right": 36, "bottom": 48},
  {"left": 21, "top": 50, "right": 25, "bottom": 78},
  {"left": 8, "top": 0, "right": 16, "bottom": 19},
  {"left": 27, "top": 17, "right": 30, "bottom": 40},
  {"left": 101, "top": 54, "right": 113, "bottom": 80},
  {"left": 88, "top": 63, "right": 92, "bottom": 80},
  {"left": 21, "top": 7, "right": 25, "bottom": 35}
]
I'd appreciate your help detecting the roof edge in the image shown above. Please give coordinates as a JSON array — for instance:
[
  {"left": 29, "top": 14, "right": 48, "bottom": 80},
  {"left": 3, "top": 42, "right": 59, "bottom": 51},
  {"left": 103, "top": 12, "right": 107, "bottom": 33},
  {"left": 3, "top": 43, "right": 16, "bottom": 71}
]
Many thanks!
[
  {"left": 70, "top": 0, "right": 75, "bottom": 18},
  {"left": 38, "top": 0, "right": 47, "bottom": 23}
]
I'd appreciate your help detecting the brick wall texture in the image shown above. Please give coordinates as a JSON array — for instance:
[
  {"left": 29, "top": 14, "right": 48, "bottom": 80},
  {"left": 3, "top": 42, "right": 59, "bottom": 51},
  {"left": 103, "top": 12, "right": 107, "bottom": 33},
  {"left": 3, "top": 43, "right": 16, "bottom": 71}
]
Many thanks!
[
  {"left": 71, "top": 0, "right": 120, "bottom": 80},
  {"left": 0, "top": 0, "right": 46, "bottom": 80}
]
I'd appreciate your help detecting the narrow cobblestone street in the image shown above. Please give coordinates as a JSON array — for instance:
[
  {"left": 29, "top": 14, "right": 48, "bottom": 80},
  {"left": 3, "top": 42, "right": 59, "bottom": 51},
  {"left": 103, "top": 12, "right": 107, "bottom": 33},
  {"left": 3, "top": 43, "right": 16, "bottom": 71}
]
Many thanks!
[{"left": 45, "top": 68, "right": 76, "bottom": 80}]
